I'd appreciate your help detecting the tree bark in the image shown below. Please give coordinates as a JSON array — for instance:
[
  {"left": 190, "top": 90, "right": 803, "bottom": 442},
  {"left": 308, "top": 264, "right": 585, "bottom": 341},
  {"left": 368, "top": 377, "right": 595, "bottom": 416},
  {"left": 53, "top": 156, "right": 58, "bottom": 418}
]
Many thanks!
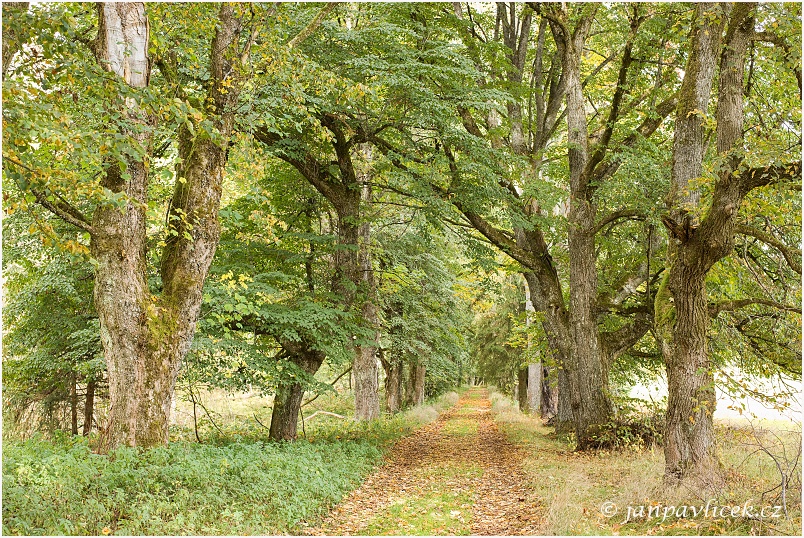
[
  {"left": 91, "top": 2, "right": 158, "bottom": 450},
  {"left": 555, "top": 366, "right": 574, "bottom": 432},
  {"left": 380, "top": 350, "right": 403, "bottom": 414},
  {"left": 545, "top": 4, "right": 615, "bottom": 448},
  {"left": 82, "top": 379, "right": 95, "bottom": 436},
  {"left": 541, "top": 365, "right": 558, "bottom": 417},
  {"left": 407, "top": 363, "right": 426, "bottom": 407},
  {"left": 269, "top": 381, "right": 305, "bottom": 441},
  {"left": 659, "top": 2, "right": 725, "bottom": 482}
]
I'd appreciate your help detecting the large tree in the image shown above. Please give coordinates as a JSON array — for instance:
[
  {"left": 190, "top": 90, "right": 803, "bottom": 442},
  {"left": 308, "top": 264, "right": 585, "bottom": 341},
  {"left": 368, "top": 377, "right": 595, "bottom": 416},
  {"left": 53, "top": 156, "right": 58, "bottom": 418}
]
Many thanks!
[
  {"left": 4, "top": 2, "right": 255, "bottom": 449},
  {"left": 658, "top": 2, "right": 801, "bottom": 483}
]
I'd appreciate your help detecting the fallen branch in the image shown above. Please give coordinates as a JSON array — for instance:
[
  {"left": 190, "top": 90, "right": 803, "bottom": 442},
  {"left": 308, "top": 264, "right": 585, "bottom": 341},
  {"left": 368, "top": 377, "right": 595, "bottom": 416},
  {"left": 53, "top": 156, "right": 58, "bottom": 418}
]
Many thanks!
[{"left": 303, "top": 410, "right": 348, "bottom": 422}]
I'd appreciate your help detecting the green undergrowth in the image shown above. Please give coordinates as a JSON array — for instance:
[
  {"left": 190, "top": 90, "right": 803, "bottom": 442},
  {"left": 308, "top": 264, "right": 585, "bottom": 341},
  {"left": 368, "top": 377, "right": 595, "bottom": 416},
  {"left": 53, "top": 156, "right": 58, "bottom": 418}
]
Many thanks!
[{"left": 3, "top": 390, "right": 463, "bottom": 535}]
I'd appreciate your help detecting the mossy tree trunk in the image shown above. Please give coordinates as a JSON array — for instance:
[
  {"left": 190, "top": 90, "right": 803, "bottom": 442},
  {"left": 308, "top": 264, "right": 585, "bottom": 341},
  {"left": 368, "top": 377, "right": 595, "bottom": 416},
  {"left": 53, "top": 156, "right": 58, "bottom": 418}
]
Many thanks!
[{"left": 92, "top": 3, "right": 249, "bottom": 450}]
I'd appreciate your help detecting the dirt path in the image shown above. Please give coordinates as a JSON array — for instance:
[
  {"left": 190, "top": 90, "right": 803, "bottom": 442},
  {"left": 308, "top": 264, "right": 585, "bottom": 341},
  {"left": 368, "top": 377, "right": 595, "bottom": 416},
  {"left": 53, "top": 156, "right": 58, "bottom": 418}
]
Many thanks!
[{"left": 308, "top": 387, "right": 543, "bottom": 535}]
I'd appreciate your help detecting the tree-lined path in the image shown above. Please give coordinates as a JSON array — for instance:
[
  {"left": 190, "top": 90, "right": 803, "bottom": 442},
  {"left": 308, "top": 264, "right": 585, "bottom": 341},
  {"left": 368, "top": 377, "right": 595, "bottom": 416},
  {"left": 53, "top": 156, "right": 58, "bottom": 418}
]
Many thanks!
[{"left": 309, "top": 388, "right": 542, "bottom": 535}]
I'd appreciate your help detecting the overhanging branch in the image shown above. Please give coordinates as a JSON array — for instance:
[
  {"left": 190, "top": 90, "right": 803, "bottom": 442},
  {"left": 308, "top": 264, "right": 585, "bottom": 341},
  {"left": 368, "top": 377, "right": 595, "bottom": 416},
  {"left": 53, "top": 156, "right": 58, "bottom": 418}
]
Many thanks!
[{"left": 5, "top": 155, "right": 96, "bottom": 235}]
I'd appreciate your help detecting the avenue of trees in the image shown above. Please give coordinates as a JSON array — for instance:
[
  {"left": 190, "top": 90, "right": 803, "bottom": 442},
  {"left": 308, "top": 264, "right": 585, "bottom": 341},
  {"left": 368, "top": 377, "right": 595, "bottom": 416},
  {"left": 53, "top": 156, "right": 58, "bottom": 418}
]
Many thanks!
[{"left": 3, "top": 1, "right": 801, "bottom": 488}]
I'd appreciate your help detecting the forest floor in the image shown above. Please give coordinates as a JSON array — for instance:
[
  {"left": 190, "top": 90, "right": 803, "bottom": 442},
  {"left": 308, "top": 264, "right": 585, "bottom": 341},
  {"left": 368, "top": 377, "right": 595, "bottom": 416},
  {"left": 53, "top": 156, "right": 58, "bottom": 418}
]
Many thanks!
[{"left": 307, "top": 387, "right": 543, "bottom": 535}]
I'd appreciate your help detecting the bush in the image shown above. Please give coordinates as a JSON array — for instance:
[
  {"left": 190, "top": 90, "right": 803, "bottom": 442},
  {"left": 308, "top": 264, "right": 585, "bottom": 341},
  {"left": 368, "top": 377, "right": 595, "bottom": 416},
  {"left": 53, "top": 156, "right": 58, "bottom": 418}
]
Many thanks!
[{"left": 588, "top": 398, "right": 665, "bottom": 450}]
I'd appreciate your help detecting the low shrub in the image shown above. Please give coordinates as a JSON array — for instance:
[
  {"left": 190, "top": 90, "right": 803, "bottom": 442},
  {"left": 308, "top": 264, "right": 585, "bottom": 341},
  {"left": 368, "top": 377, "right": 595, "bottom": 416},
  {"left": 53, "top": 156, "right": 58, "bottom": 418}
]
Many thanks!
[
  {"left": 3, "top": 386, "right": 460, "bottom": 535},
  {"left": 3, "top": 432, "right": 383, "bottom": 535},
  {"left": 588, "top": 398, "right": 665, "bottom": 450}
]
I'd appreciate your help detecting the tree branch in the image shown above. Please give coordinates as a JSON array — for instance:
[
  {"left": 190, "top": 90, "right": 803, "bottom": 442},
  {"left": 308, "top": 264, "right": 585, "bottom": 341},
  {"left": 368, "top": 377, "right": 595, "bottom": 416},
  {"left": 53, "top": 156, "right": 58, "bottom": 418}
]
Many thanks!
[
  {"left": 709, "top": 298, "right": 801, "bottom": 318},
  {"left": 740, "top": 161, "right": 802, "bottom": 194},
  {"left": 5, "top": 156, "right": 96, "bottom": 235},
  {"left": 584, "top": 15, "right": 640, "bottom": 179},
  {"left": 593, "top": 208, "right": 644, "bottom": 235},
  {"left": 252, "top": 127, "right": 341, "bottom": 203},
  {"left": 286, "top": 2, "right": 337, "bottom": 49},
  {"left": 736, "top": 223, "right": 802, "bottom": 274}
]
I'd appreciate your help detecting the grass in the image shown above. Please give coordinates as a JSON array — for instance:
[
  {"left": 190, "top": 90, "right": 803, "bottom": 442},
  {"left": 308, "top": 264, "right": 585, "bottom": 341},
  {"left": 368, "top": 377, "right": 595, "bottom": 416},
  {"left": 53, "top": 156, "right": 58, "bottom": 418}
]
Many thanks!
[
  {"left": 489, "top": 389, "right": 803, "bottom": 536},
  {"left": 2, "top": 388, "right": 462, "bottom": 535}
]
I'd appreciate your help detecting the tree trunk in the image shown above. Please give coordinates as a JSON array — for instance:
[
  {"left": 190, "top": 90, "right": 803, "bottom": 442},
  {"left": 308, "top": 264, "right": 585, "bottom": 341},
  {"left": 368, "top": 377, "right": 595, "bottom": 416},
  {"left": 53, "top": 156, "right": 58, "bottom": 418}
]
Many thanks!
[
  {"left": 70, "top": 373, "right": 78, "bottom": 435},
  {"left": 658, "top": 1, "right": 722, "bottom": 479},
  {"left": 661, "top": 3, "right": 759, "bottom": 484},
  {"left": 93, "top": 3, "right": 248, "bottom": 450},
  {"left": 527, "top": 364, "right": 542, "bottom": 414},
  {"left": 543, "top": 5, "right": 613, "bottom": 448},
  {"left": 269, "top": 381, "right": 305, "bottom": 441},
  {"left": 354, "top": 168, "right": 381, "bottom": 421},
  {"left": 407, "top": 364, "right": 426, "bottom": 407},
  {"left": 380, "top": 351, "right": 403, "bottom": 414},
  {"left": 541, "top": 365, "right": 558, "bottom": 417},
  {"left": 82, "top": 379, "right": 95, "bottom": 436},
  {"left": 664, "top": 270, "right": 719, "bottom": 481},
  {"left": 555, "top": 366, "right": 574, "bottom": 432},
  {"left": 517, "top": 367, "right": 529, "bottom": 412},
  {"left": 91, "top": 2, "right": 159, "bottom": 450},
  {"left": 523, "top": 278, "right": 542, "bottom": 414},
  {"left": 269, "top": 348, "right": 325, "bottom": 441}
]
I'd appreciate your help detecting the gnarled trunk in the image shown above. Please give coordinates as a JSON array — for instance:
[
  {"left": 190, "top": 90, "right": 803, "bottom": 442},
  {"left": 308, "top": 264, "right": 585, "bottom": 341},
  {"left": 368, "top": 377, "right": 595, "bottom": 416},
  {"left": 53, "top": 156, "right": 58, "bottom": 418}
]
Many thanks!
[
  {"left": 661, "top": 3, "right": 762, "bottom": 483},
  {"left": 94, "top": 3, "right": 247, "bottom": 450},
  {"left": 664, "top": 269, "right": 718, "bottom": 480},
  {"left": 91, "top": 2, "right": 160, "bottom": 449},
  {"left": 657, "top": 2, "right": 724, "bottom": 480}
]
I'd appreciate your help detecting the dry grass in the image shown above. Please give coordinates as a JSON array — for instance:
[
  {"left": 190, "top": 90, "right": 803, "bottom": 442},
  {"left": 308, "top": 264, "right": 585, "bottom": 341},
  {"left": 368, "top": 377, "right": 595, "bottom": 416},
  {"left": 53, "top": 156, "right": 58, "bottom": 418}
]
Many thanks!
[{"left": 489, "top": 389, "right": 802, "bottom": 536}]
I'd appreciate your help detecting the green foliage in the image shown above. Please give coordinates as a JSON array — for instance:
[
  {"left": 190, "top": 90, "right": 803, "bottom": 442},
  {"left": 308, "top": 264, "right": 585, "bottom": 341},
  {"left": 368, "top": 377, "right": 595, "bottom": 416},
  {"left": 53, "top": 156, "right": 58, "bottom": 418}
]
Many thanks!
[
  {"left": 2, "top": 433, "right": 386, "bottom": 535},
  {"left": 470, "top": 274, "right": 525, "bottom": 393},
  {"left": 377, "top": 225, "right": 473, "bottom": 397},
  {"left": 2, "top": 215, "right": 103, "bottom": 433}
]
